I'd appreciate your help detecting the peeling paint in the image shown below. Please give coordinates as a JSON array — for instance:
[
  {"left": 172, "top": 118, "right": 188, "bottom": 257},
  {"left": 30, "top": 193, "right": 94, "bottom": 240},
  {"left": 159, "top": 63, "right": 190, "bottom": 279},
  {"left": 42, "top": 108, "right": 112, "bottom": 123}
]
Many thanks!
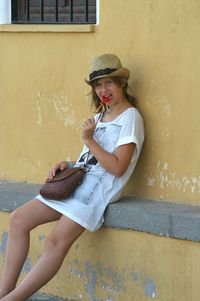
[
  {"left": 147, "top": 177, "right": 156, "bottom": 187},
  {"left": 106, "top": 296, "right": 113, "bottom": 301},
  {"left": 35, "top": 90, "right": 77, "bottom": 128},
  {"left": 75, "top": 243, "right": 80, "bottom": 249},
  {"left": 104, "top": 266, "right": 126, "bottom": 292},
  {"left": 145, "top": 277, "right": 157, "bottom": 298},
  {"left": 50, "top": 92, "right": 77, "bottom": 127},
  {"left": 163, "top": 163, "right": 168, "bottom": 170},
  {"left": 22, "top": 257, "right": 32, "bottom": 273},
  {"left": 39, "top": 233, "right": 46, "bottom": 241},
  {"left": 160, "top": 96, "right": 171, "bottom": 117},
  {"left": 36, "top": 91, "right": 42, "bottom": 126},
  {"left": 101, "top": 280, "right": 111, "bottom": 290},
  {"left": 131, "top": 271, "right": 140, "bottom": 284},
  {"left": 159, "top": 171, "right": 200, "bottom": 193},
  {"left": 145, "top": 79, "right": 172, "bottom": 117},
  {"left": 85, "top": 261, "right": 97, "bottom": 301},
  {"left": 0, "top": 231, "right": 8, "bottom": 254},
  {"left": 68, "top": 260, "right": 84, "bottom": 278},
  {"left": 69, "top": 260, "right": 128, "bottom": 299},
  {"left": 67, "top": 258, "right": 159, "bottom": 300},
  {"left": 146, "top": 161, "right": 200, "bottom": 194}
]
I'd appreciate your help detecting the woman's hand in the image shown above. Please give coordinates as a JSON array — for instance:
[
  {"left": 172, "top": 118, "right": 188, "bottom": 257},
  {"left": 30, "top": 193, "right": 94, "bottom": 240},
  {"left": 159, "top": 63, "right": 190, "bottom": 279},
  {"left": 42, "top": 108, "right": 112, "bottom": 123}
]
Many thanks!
[
  {"left": 48, "top": 161, "right": 68, "bottom": 179},
  {"left": 81, "top": 118, "right": 96, "bottom": 144}
]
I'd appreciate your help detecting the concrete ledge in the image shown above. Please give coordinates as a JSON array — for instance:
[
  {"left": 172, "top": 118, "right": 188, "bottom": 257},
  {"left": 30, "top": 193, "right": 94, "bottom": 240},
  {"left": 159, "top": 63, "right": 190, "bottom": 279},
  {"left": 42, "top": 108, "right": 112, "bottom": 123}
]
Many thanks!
[
  {"left": 104, "top": 197, "right": 200, "bottom": 242},
  {"left": 27, "top": 292, "right": 76, "bottom": 301},
  {"left": 27, "top": 293, "right": 69, "bottom": 301},
  {"left": 1, "top": 180, "right": 200, "bottom": 242},
  {"left": 0, "top": 180, "right": 41, "bottom": 212}
]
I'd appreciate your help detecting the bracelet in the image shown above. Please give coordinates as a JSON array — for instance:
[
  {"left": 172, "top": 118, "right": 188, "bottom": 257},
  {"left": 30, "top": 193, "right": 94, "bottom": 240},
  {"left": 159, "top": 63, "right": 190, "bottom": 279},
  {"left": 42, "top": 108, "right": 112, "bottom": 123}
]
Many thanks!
[{"left": 68, "top": 161, "right": 73, "bottom": 169}]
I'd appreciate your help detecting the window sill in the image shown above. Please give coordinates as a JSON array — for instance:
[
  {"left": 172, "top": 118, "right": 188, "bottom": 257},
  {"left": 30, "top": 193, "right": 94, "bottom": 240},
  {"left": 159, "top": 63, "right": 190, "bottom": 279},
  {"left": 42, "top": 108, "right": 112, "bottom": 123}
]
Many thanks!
[{"left": 0, "top": 24, "right": 95, "bottom": 33}]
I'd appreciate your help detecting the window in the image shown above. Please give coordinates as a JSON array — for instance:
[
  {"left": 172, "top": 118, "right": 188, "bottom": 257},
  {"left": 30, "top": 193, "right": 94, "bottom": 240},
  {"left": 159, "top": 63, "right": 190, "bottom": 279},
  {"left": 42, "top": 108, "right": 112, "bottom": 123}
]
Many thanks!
[{"left": 11, "top": 0, "right": 96, "bottom": 24}]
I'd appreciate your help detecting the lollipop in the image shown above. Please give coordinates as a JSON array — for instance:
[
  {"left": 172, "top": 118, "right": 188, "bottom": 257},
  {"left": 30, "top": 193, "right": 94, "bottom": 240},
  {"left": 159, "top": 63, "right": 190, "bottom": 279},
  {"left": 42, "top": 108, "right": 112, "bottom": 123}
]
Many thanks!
[
  {"left": 96, "top": 95, "right": 111, "bottom": 113},
  {"left": 102, "top": 95, "right": 111, "bottom": 104}
]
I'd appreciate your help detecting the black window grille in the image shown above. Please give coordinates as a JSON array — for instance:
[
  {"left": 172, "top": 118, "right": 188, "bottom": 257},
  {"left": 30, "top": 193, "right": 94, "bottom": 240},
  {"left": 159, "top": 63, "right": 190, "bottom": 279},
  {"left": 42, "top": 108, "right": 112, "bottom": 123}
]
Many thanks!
[{"left": 11, "top": 0, "right": 96, "bottom": 24}]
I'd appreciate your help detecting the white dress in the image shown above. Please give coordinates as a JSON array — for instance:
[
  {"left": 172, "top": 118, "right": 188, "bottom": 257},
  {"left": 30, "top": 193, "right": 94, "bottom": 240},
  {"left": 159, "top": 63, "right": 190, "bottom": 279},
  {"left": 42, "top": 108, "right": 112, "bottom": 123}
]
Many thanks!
[{"left": 36, "top": 108, "right": 144, "bottom": 231}]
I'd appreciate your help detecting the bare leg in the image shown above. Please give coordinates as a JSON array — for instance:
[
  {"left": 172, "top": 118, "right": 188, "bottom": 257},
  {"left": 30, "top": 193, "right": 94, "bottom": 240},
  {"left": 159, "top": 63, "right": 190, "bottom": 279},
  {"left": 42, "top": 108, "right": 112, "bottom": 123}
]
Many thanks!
[
  {"left": 1, "top": 215, "right": 85, "bottom": 301},
  {"left": 0, "top": 198, "right": 61, "bottom": 299}
]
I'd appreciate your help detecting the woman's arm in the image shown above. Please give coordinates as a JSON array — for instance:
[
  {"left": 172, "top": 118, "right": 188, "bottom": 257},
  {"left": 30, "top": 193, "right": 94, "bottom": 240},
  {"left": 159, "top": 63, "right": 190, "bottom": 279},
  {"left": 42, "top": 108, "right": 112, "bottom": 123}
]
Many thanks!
[{"left": 81, "top": 118, "right": 136, "bottom": 177}]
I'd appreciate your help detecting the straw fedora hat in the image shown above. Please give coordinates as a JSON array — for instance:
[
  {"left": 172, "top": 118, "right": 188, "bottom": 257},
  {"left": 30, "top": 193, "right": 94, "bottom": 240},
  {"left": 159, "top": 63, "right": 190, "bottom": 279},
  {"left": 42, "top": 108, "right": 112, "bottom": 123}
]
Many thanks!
[{"left": 85, "top": 53, "right": 130, "bottom": 85}]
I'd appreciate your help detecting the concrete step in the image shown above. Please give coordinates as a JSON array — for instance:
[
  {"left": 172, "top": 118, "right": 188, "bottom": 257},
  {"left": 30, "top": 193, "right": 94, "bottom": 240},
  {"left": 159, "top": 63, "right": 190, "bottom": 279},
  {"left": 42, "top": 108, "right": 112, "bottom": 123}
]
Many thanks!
[{"left": 27, "top": 293, "right": 75, "bottom": 301}]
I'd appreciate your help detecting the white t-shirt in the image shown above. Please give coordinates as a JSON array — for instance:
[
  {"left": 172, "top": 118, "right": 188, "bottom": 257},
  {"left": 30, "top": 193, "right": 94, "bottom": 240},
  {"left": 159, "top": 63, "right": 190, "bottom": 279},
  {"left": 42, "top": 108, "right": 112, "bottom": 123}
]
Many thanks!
[{"left": 36, "top": 108, "right": 144, "bottom": 231}]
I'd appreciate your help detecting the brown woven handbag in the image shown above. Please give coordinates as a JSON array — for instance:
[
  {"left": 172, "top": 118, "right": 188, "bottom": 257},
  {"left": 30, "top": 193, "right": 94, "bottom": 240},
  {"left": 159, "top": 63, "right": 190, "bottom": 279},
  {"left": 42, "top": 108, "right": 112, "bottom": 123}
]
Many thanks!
[
  {"left": 40, "top": 114, "right": 102, "bottom": 200},
  {"left": 40, "top": 167, "right": 86, "bottom": 200}
]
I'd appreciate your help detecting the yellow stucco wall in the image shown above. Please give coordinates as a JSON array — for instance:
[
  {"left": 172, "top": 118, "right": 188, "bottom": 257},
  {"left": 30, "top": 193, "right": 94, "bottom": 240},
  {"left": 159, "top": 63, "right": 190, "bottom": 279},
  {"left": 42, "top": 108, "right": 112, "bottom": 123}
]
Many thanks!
[
  {"left": 1, "top": 2, "right": 200, "bottom": 300},
  {"left": 0, "top": 0, "right": 199, "bottom": 205},
  {"left": 1, "top": 211, "right": 200, "bottom": 301}
]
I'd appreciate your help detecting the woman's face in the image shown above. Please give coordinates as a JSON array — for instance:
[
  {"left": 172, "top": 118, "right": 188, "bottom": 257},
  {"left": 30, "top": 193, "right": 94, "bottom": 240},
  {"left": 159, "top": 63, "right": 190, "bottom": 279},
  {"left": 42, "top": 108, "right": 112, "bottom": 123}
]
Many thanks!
[{"left": 94, "top": 77, "right": 124, "bottom": 105}]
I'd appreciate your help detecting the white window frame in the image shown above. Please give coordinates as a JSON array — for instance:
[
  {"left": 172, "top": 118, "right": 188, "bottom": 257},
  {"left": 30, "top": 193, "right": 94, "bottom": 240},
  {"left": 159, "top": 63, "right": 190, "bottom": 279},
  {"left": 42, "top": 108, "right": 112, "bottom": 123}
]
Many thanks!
[{"left": 0, "top": 0, "right": 11, "bottom": 24}]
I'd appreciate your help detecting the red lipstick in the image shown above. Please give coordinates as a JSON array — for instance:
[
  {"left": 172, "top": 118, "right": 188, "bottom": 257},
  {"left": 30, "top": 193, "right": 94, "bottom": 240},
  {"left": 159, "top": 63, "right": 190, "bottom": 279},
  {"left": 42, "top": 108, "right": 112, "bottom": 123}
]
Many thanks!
[{"left": 102, "top": 95, "right": 110, "bottom": 104}]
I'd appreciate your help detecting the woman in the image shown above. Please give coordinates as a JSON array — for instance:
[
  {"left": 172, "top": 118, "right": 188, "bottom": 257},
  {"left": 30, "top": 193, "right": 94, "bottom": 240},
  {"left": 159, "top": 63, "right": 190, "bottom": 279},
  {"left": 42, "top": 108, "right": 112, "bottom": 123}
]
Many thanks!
[{"left": 0, "top": 53, "right": 144, "bottom": 301}]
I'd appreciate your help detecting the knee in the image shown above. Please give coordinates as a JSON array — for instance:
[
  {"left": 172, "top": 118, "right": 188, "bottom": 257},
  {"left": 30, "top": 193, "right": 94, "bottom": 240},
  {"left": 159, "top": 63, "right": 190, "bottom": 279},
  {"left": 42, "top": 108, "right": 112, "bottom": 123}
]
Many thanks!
[
  {"left": 9, "top": 208, "right": 28, "bottom": 233},
  {"left": 44, "top": 235, "right": 70, "bottom": 255}
]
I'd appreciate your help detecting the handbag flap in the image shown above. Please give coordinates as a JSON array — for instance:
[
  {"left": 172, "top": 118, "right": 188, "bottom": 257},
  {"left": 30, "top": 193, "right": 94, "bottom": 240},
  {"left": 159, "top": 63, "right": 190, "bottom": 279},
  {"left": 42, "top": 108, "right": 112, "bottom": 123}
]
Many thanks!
[{"left": 45, "top": 167, "right": 85, "bottom": 183}]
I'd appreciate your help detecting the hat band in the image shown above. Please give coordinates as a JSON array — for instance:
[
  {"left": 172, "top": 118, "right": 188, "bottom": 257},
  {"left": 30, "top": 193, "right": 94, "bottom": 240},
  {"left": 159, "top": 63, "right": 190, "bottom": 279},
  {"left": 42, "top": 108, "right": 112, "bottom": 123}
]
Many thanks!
[{"left": 89, "top": 68, "right": 118, "bottom": 81}]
